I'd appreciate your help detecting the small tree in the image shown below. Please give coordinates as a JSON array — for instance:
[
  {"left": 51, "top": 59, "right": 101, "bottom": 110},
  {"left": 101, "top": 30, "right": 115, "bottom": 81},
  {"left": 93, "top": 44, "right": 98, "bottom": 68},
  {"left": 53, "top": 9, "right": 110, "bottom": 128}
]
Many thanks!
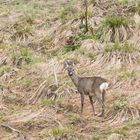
[{"left": 83, "top": 0, "right": 88, "bottom": 32}]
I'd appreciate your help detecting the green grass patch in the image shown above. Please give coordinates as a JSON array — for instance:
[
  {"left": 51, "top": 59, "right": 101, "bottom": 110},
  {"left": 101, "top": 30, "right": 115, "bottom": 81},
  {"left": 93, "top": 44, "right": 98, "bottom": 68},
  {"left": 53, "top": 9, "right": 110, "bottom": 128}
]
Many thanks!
[
  {"left": 113, "top": 128, "right": 128, "bottom": 137},
  {"left": 78, "top": 33, "right": 94, "bottom": 40},
  {"left": 91, "top": 118, "right": 140, "bottom": 139},
  {"left": 0, "top": 66, "right": 12, "bottom": 76},
  {"left": 63, "top": 44, "right": 80, "bottom": 53},
  {"left": 113, "top": 96, "right": 130, "bottom": 110},
  {"left": 41, "top": 99, "right": 56, "bottom": 107},
  {"left": 20, "top": 48, "right": 33, "bottom": 63},
  {"left": 92, "top": 133, "right": 104, "bottom": 140},
  {"left": 0, "top": 112, "right": 6, "bottom": 123},
  {"left": 15, "top": 24, "right": 32, "bottom": 37},
  {"left": 105, "top": 42, "right": 135, "bottom": 53},
  {"left": 21, "top": 79, "right": 32, "bottom": 88},
  {"left": 40, "top": 126, "right": 74, "bottom": 138},
  {"left": 51, "top": 127, "right": 73, "bottom": 137},
  {"left": 118, "top": 0, "right": 132, "bottom": 5},
  {"left": 79, "top": 48, "right": 96, "bottom": 60},
  {"left": 60, "top": 6, "right": 77, "bottom": 23},
  {"left": 69, "top": 113, "right": 81, "bottom": 125},
  {"left": 111, "top": 118, "right": 140, "bottom": 137},
  {"left": 0, "top": 44, "right": 8, "bottom": 50},
  {"left": 79, "top": 10, "right": 94, "bottom": 18},
  {"left": 122, "top": 118, "right": 140, "bottom": 130},
  {"left": 104, "top": 16, "right": 134, "bottom": 28},
  {"left": 135, "top": 2, "right": 140, "bottom": 14},
  {"left": 12, "top": 48, "right": 44, "bottom": 66},
  {"left": 118, "top": 67, "right": 136, "bottom": 80},
  {"left": 123, "top": 42, "right": 135, "bottom": 53},
  {"left": 20, "top": 14, "right": 35, "bottom": 25}
]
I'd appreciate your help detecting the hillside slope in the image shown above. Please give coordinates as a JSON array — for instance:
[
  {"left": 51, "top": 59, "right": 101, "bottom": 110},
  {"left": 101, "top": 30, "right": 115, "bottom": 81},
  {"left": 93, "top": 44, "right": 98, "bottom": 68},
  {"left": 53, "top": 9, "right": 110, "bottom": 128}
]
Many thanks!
[{"left": 0, "top": 0, "right": 140, "bottom": 140}]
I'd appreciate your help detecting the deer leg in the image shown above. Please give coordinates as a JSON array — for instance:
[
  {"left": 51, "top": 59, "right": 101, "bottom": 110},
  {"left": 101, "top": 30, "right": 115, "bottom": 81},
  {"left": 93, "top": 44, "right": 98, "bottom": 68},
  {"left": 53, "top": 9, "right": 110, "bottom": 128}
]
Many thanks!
[
  {"left": 97, "top": 98, "right": 105, "bottom": 117},
  {"left": 95, "top": 90, "right": 105, "bottom": 117},
  {"left": 102, "top": 90, "right": 106, "bottom": 102},
  {"left": 80, "top": 93, "right": 84, "bottom": 114},
  {"left": 89, "top": 96, "right": 96, "bottom": 115}
]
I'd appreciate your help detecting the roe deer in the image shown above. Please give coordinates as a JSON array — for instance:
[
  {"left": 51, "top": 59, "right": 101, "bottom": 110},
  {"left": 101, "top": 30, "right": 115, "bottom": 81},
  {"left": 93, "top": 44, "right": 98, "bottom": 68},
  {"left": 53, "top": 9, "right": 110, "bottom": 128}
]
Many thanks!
[{"left": 64, "top": 61, "right": 109, "bottom": 117}]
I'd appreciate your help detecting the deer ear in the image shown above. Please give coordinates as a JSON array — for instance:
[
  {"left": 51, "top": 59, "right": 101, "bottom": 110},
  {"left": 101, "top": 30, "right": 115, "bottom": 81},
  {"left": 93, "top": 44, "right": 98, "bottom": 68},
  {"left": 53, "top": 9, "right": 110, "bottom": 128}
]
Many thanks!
[
  {"left": 63, "top": 61, "right": 69, "bottom": 69},
  {"left": 70, "top": 60, "right": 77, "bottom": 67}
]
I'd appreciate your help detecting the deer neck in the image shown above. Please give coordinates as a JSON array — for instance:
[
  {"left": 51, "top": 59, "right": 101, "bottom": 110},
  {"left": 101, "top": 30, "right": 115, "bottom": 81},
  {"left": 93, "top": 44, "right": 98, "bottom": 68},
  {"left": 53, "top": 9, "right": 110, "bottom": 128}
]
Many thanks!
[{"left": 70, "top": 73, "right": 79, "bottom": 87}]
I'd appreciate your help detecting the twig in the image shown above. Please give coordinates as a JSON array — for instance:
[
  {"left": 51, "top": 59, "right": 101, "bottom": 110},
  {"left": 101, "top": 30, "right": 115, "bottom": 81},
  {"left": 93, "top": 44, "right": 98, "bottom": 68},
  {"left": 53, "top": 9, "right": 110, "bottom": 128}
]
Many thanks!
[
  {"left": 51, "top": 59, "right": 58, "bottom": 86},
  {"left": 0, "top": 124, "right": 20, "bottom": 134}
]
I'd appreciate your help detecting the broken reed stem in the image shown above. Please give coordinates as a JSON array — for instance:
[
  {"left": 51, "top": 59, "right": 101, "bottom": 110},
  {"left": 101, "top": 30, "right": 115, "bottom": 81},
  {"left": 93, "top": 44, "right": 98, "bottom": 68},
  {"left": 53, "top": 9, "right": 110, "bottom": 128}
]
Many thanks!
[{"left": 51, "top": 59, "right": 58, "bottom": 86}]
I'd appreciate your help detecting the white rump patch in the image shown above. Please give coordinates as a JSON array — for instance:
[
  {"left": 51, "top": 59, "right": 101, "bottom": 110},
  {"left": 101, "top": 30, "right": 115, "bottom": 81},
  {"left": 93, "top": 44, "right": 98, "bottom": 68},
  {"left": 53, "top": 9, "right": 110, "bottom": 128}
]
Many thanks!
[{"left": 100, "top": 82, "right": 109, "bottom": 91}]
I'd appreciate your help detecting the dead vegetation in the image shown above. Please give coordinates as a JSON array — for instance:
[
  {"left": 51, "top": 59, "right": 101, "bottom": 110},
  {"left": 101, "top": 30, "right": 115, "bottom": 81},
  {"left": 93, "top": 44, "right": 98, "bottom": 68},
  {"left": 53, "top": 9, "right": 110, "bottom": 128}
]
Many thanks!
[
  {"left": 0, "top": 0, "right": 140, "bottom": 140},
  {"left": 105, "top": 95, "right": 140, "bottom": 125}
]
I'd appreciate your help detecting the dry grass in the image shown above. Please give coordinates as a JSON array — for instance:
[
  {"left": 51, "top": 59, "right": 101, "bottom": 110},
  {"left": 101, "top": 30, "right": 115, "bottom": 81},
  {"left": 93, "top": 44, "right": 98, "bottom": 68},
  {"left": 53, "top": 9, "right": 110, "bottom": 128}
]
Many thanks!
[{"left": 0, "top": 0, "right": 140, "bottom": 140}]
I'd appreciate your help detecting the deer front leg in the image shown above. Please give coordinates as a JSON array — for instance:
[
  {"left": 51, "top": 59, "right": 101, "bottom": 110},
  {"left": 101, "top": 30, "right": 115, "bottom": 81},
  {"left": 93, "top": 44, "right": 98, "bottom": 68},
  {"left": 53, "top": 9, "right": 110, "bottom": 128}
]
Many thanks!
[
  {"left": 80, "top": 93, "right": 84, "bottom": 114},
  {"left": 89, "top": 95, "right": 96, "bottom": 115}
]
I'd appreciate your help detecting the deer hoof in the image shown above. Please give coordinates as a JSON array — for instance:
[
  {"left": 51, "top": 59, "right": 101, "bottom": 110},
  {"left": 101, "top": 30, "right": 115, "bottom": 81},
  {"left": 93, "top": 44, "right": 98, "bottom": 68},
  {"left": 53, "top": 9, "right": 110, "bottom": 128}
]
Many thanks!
[
  {"left": 97, "top": 113, "right": 104, "bottom": 117},
  {"left": 94, "top": 113, "right": 97, "bottom": 116}
]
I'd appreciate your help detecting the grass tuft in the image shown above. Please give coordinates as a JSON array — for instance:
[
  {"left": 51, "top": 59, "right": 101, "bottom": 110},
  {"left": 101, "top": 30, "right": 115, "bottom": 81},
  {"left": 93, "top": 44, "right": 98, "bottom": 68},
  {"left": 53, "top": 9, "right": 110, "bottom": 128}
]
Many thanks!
[
  {"left": 12, "top": 48, "right": 44, "bottom": 66},
  {"left": 0, "top": 66, "right": 12, "bottom": 76},
  {"left": 135, "top": 2, "right": 140, "bottom": 14},
  {"left": 60, "top": 6, "right": 77, "bottom": 23},
  {"left": 40, "top": 126, "right": 74, "bottom": 138},
  {"left": 41, "top": 99, "right": 56, "bottom": 107},
  {"left": 105, "top": 42, "right": 135, "bottom": 53},
  {"left": 69, "top": 113, "right": 81, "bottom": 125},
  {"left": 118, "top": 67, "right": 136, "bottom": 80},
  {"left": 63, "top": 44, "right": 80, "bottom": 53},
  {"left": 113, "top": 96, "right": 129, "bottom": 110},
  {"left": 104, "top": 16, "right": 134, "bottom": 28},
  {"left": 21, "top": 79, "right": 32, "bottom": 88}
]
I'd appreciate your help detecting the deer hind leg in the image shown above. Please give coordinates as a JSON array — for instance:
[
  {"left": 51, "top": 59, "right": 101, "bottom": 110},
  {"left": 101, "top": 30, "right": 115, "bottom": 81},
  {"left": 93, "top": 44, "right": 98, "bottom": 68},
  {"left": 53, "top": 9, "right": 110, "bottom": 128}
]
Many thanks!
[
  {"left": 80, "top": 93, "right": 84, "bottom": 114},
  {"left": 97, "top": 98, "right": 105, "bottom": 117},
  {"left": 95, "top": 90, "right": 105, "bottom": 117},
  {"left": 102, "top": 90, "right": 106, "bottom": 102},
  {"left": 89, "top": 95, "right": 96, "bottom": 115}
]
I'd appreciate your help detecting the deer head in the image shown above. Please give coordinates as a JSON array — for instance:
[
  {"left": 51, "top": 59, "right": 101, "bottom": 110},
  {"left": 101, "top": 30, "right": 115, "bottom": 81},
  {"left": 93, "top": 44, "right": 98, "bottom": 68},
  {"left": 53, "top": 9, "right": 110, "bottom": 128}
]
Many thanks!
[{"left": 64, "top": 61, "right": 76, "bottom": 76}]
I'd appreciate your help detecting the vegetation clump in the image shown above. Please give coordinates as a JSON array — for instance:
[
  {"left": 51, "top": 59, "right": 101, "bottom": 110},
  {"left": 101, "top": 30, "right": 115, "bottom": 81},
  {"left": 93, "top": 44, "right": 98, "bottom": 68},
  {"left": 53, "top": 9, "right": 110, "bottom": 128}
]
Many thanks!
[
  {"left": 135, "top": 2, "right": 140, "bottom": 14},
  {"left": 105, "top": 42, "right": 135, "bottom": 53},
  {"left": 0, "top": 0, "right": 140, "bottom": 139},
  {"left": 11, "top": 22, "right": 33, "bottom": 41},
  {"left": 0, "top": 66, "right": 12, "bottom": 76},
  {"left": 96, "top": 16, "right": 135, "bottom": 42},
  {"left": 104, "top": 16, "right": 132, "bottom": 28},
  {"left": 40, "top": 126, "right": 74, "bottom": 139},
  {"left": 113, "top": 96, "right": 129, "bottom": 110},
  {"left": 60, "top": 6, "right": 77, "bottom": 23}
]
